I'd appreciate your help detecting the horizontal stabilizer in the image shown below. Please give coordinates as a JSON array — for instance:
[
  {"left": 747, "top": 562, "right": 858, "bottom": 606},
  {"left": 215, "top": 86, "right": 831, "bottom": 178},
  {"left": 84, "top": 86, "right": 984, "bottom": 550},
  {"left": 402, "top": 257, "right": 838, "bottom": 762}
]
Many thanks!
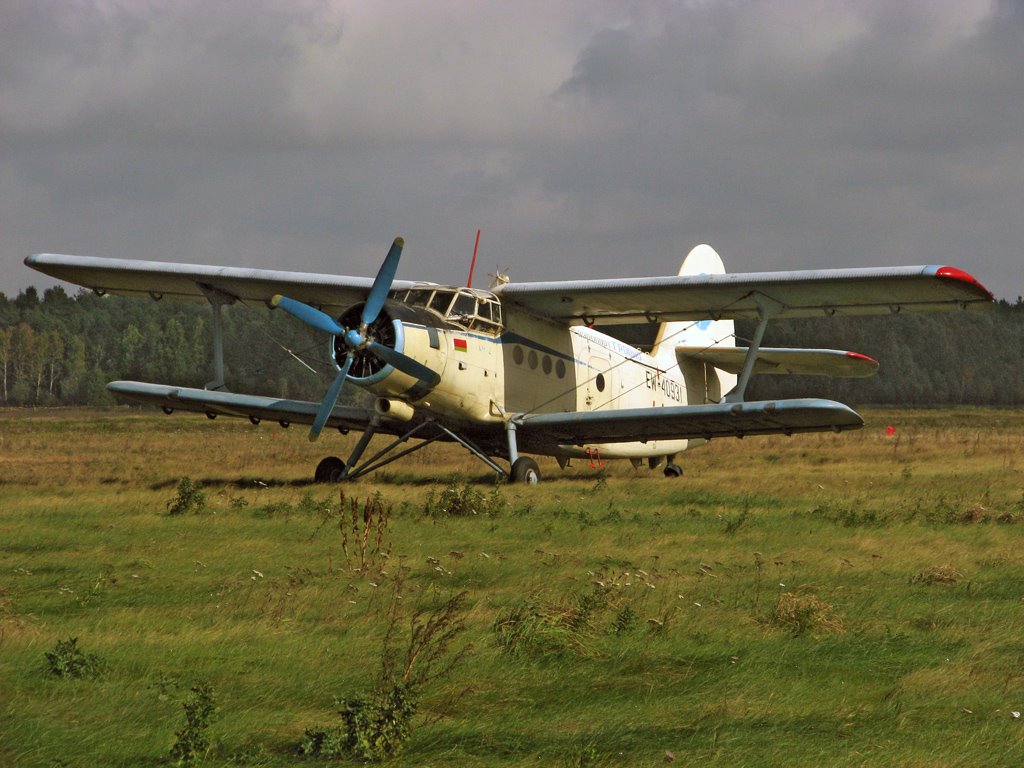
[
  {"left": 514, "top": 398, "right": 863, "bottom": 446},
  {"left": 676, "top": 347, "right": 879, "bottom": 378}
]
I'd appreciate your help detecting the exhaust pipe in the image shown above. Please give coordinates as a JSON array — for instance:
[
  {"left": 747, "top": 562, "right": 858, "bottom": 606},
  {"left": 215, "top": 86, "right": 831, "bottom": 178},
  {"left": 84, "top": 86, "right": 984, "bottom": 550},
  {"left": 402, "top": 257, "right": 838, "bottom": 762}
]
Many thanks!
[{"left": 375, "top": 398, "right": 415, "bottom": 422}]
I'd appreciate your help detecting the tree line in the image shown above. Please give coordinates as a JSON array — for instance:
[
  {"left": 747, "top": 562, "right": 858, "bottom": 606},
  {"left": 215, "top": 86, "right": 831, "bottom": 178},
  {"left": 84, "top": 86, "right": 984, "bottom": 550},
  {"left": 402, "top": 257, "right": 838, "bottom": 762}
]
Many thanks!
[
  {"left": 0, "top": 286, "right": 330, "bottom": 406},
  {"left": 740, "top": 303, "right": 1024, "bottom": 405},
  {"left": 1, "top": 285, "right": 1022, "bottom": 407}
]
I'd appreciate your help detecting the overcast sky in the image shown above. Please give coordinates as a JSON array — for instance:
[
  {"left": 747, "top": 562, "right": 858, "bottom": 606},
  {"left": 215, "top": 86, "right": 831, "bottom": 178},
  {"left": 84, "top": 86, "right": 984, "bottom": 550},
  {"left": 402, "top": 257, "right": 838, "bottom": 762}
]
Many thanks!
[{"left": 3, "top": 1, "right": 1022, "bottom": 300}]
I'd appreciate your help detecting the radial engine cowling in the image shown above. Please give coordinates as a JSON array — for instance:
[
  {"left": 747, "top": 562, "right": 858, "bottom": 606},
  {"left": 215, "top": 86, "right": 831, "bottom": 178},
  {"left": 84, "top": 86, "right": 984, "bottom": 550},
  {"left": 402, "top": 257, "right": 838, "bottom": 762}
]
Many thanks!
[{"left": 332, "top": 304, "right": 403, "bottom": 383}]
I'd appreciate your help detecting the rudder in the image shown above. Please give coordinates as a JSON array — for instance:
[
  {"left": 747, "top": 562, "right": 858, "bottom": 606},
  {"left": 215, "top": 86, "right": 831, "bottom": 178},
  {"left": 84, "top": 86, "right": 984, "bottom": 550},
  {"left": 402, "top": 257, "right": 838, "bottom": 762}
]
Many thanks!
[{"left": 651, "top": 244, "right": 737, "bottom": 404}]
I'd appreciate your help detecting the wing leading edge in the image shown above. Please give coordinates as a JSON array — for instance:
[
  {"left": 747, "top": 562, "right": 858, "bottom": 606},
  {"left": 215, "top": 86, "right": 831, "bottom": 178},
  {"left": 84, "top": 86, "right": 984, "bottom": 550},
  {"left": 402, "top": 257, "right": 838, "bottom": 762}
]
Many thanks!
[
  {"left": 25, "top": 254, "right": 419, "bottom": 311},
  {"left": 495, "top": 265, "right": 993, "bottom": 324},
  {"left": 513, "top": 398, "right": 863, "bottom": 447}
]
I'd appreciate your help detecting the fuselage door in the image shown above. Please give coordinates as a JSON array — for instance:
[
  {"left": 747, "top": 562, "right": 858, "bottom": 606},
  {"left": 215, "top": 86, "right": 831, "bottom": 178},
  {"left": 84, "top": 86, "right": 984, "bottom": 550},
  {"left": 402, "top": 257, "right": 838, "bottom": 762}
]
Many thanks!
[{"left": 585, "top": 355, "right": 613, "bottom": 411}]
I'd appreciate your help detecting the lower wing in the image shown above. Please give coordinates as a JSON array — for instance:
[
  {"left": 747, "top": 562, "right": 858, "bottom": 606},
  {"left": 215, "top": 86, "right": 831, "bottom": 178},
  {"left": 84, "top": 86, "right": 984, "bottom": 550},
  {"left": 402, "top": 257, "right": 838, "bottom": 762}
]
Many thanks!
[
  {"left": 107, "top": 381, "right": 379, "bottom": 432},
  {"left": 514, "top": 399, "right": 863, "bottom": 446}
]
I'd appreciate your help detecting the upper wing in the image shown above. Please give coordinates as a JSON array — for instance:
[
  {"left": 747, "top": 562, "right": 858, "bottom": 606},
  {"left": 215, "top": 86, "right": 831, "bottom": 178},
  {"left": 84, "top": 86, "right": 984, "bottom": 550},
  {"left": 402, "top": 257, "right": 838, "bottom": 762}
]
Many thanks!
[
  {"left": 493, "top": 265, "right": 993, "bottom": 324},
  {"left": 676, "top": 347, "right": 879, "bottom": 378},
  {"left": 514, "top": 398, "right": 863, "bottom": 446},
  {"left": 24, "top": 254, "right": 419, "bottom": 311}
]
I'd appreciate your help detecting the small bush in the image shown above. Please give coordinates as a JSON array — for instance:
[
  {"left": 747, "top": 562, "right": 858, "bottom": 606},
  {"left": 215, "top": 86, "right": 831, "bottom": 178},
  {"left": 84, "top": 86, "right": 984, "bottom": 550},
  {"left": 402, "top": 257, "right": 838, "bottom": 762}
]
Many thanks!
[
  {"left": 169, "top": 683, "right": 216, "bottom": 766},
  {"left": 611, "top": 605, "right": 638, "bottom": 635},
  {"left": 297, "top": 491, "right": 332, "bottom": 516},
  {"left": 302, "top": 686, "right": 417, "bottom": 762},
  {"left": 166, "top": 477, "right": 206, "bottom": 516},
  {"left": 302, "top": 589, "right": 470, "bottom": 761},
  {"left": 44, "top": 637, "right": 103, "bottom": 679},
  {"left": 422, "top": 481, "right": 505, "bottom": 518},
  {"left": 767, "top": 592, "right": 844, "bottom": 637}
]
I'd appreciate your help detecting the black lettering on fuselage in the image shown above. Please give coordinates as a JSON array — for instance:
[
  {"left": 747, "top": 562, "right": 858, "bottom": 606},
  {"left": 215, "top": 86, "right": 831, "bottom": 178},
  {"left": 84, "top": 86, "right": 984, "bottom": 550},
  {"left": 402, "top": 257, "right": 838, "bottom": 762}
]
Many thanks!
[{"left": 645, "top": 369, "right": 682, "bottom": 403}]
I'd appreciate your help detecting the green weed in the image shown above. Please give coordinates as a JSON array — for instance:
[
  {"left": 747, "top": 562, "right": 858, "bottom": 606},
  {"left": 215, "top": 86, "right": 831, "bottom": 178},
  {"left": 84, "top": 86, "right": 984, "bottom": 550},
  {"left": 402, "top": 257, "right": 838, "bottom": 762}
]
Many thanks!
[
  {"left": 169, "top": 683, "right": 217, "bottom": 766},
  {"left": 44, "top": 637, "right": 103, "bottom": 679},
  {"left": 166, "top": 476, "right": 206, "bottom": 515},
  {"left": 303, "top": 588, "right": 470, "bottom": 761},
  {"left": 422, "top": 481, "right": 506, "bottom": 518}
]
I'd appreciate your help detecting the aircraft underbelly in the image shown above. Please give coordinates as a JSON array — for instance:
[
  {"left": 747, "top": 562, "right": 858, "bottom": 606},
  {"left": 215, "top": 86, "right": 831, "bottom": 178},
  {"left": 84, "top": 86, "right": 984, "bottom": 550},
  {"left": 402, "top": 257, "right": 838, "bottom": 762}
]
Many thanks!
[{"left": 556, "top": 439, "right": 690, "bottom": 459}]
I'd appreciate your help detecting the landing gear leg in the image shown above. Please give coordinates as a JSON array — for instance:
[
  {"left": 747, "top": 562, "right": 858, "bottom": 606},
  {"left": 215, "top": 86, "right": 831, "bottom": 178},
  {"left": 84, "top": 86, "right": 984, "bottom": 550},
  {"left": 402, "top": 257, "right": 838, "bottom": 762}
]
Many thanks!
[{"left": 505, "top": 420, "right": 539, "bottom": 484}]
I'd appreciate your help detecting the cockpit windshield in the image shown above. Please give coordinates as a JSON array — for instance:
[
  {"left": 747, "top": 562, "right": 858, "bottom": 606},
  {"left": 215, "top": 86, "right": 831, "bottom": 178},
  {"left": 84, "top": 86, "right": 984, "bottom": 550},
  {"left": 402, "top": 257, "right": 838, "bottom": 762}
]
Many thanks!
[{"left": 397, "top": 285, "right": 503, "bottom": 334}]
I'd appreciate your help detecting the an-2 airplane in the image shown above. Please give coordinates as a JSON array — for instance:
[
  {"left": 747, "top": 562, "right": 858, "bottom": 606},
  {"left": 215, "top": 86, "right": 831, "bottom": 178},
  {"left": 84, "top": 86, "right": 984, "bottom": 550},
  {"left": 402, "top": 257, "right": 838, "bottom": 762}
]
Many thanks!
[{"left": 25, "top": 239, "right": 993, "bottom": 484}]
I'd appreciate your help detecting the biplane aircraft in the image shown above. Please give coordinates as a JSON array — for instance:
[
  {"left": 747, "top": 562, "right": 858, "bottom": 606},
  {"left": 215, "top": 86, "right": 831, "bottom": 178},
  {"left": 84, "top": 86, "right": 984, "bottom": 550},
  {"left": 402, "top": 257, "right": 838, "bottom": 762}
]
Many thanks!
[{"left": 25, "top": 239, "right": 993, "bottom": 484}]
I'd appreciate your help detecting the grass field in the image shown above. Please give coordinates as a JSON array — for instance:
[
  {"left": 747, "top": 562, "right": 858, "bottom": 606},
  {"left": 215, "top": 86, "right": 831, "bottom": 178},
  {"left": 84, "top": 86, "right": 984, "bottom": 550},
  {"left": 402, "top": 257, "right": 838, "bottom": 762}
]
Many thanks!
[{"left": 2, "top": 406, "right": 1024, "bottom": 767}]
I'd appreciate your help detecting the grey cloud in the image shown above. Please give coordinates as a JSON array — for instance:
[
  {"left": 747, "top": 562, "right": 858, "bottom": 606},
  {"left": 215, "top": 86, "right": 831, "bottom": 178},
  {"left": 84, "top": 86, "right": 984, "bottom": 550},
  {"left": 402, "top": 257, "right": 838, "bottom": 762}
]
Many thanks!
[{"left": 2, "top": 1, "right": 1021, "bottom": 299}]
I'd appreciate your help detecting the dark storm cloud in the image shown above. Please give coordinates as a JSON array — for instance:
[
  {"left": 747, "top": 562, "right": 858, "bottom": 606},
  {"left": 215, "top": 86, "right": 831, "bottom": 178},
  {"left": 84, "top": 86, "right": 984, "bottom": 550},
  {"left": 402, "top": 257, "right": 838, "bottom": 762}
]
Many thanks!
[
  {"left": 3, "top": 1, "right": 1022, "bottom": 299},
  {"left": 535, "top": 2, "right": 1024, "bottom": 278}
]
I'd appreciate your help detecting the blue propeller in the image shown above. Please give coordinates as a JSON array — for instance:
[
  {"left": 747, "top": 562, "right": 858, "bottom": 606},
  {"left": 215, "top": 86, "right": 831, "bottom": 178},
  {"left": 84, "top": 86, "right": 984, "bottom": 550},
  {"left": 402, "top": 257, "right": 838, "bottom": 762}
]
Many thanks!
[
  {"left": 271, "top": 295, "right": 344, "bottom": 336},
  {"left": 310, "top": 354, "right": 353, "bottom": 439},
  {"left": 271, "top": 237, "right": 438, "bottom": 442},
  {"left": 362, "top": 238, "right": 404, "bottom": 327}
]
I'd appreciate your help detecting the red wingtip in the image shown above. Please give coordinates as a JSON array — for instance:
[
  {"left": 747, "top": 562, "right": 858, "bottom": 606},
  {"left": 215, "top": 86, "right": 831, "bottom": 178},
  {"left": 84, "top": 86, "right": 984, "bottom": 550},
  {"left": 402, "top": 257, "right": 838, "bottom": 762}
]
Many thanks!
[
  {"left": 845, "top": 351, "right": 879, "bottom": 366},
  {"left": 936, "top": 266, "right": 994, "bottom": 300}
]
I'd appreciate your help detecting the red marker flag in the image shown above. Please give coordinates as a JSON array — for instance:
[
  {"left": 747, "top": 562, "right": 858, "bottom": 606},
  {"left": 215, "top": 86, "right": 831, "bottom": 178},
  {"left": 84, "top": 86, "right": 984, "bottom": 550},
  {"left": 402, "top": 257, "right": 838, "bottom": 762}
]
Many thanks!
[{"left": 453, "top": 338, "right": 468, "bottom": 352}]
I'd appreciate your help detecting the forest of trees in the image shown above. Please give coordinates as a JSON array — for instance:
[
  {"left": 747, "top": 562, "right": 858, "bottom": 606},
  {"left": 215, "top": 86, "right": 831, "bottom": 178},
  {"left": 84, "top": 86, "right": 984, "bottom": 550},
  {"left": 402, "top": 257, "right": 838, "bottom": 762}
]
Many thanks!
[
  {"left": 0, "top": 286, "right": 331, "bottom": 407},
  {"left": 1, "top": 285, "right": 1022, "bottom": 408}
]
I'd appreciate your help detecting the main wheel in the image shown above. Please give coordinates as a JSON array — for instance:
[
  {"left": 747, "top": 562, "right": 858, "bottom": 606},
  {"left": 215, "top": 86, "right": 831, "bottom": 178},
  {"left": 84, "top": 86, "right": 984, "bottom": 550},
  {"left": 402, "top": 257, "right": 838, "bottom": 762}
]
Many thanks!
[
  {"left": 510, "top": 456, "right": 541, "bottom": 485},
  {"left": 314, "top": 456, "right": 346, "bottom": 483},
  {"left": 663, "top": 463, "right": 683, "bottom": 478}
]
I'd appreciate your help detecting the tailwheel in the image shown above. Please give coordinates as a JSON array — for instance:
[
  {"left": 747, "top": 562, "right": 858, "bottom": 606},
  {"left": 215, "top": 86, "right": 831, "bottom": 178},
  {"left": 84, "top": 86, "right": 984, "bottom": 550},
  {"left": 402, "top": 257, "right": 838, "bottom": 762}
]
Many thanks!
[
  {"left": 510, "top": 456, "right": 541, "bottom": 485},
  {"left": 663, "top": 463, "right": 683, "bottom": 478},
  {"left": 314, "top": 456, "right": 346, "bottom": 483}
]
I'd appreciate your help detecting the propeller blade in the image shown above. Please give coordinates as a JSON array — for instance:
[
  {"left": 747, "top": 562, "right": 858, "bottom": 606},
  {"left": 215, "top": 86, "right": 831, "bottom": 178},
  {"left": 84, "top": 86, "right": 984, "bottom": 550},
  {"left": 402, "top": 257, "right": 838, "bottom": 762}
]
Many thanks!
[
  {"left": 309, "top": 355, "right": 353, "bottom": 442},
  {"left": 272, "top": 295, "right": 345, "bottom": 336},
  {"left": 361, "top": 237, "right": 404, "bottom": 326},
  {"left": 367, "top": 341, "right": 441, "bottom": 386}
]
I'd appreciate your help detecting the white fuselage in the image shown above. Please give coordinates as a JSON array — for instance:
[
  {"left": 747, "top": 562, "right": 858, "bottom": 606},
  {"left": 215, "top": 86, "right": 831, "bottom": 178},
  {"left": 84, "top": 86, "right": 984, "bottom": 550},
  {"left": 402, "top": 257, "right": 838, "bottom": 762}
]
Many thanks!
[{"left": 357, "top": 297, "right": 734, "bottom": 461}]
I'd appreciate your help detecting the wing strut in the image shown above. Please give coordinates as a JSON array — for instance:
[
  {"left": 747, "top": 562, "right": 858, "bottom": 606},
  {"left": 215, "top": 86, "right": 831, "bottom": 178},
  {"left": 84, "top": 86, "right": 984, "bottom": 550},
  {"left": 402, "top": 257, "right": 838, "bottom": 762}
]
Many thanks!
[
  {"left": 724, "top": 293, "right": 783, "bottom": 403},
  {"left": 197, "top": 282, "right": 238, "bottom": 391}
]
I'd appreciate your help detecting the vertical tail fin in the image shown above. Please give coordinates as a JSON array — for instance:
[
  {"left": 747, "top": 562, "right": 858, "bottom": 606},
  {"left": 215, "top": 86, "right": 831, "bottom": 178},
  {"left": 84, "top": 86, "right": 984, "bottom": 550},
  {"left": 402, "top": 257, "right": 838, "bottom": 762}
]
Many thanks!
[{"left": 651, "top": 244, "right": 737, "bottom": 404}]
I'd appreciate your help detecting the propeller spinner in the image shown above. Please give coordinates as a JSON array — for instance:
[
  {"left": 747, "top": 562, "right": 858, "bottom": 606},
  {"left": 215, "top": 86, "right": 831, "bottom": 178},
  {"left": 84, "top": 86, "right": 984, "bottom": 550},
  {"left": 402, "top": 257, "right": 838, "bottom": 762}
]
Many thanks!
[{"left": 271, "top": 237, "right": 439, "bottom": 442}]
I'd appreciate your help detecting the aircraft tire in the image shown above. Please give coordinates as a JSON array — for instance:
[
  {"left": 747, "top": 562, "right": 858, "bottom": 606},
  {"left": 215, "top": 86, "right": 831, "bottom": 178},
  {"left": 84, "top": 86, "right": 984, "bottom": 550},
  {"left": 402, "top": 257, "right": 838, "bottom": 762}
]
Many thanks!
[
  {"left": 510, "top": 456, "right": 541, "bottom": 485},
  {"left": 314, "top": 456, "right": 346, "bottom": 483},
  {"left": 663, "top": 463, "right": 683, "bottom": 478}
]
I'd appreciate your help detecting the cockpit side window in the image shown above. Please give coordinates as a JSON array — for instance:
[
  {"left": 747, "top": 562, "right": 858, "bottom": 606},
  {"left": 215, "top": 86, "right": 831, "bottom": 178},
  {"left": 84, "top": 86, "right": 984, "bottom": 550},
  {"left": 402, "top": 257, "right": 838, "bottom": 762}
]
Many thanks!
[
  {"left": 428, "top": 290, "right": 454, "bottom": 315},
  {"left": 485, "top": 299, "right": 502, "bottom": 326},
  {"left": 476, "top": 300, "right": 493, "bottom": 322},
  {"left": 403, "top": 289, "right": 433, "bottom": 309},
  {"left": 450, "top": 293, "right": 477, "bottom": 320},
  {"left": 401, "top": 285, "right": 503, "bottom": 335}
]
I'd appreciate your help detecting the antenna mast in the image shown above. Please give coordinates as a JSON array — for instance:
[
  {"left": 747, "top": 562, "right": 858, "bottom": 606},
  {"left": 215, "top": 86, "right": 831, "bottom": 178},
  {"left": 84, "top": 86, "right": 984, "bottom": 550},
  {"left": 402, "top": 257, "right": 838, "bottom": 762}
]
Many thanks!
[{"left": 467, "top": 228, "right": 481, "bottom": 288}]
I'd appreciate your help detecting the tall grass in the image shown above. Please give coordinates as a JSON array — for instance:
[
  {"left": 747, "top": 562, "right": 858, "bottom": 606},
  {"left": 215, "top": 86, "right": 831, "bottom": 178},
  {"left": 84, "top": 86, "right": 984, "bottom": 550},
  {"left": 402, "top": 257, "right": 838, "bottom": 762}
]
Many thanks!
[{"left": 2, "top": 406, "right": 1024, "bottom": 765}]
